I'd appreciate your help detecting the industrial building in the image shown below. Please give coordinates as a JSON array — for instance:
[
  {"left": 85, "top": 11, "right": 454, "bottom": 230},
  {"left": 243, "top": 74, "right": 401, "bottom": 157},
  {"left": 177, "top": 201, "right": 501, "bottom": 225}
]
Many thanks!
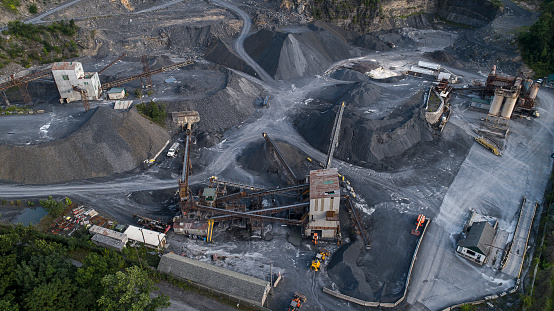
[
  {"left": 407, "top": 61, "right": 457, "bottom": 83},
  {"left": 124, "top": 225, "right": 167, "bottom": 250},
  {"left": 158, "top": 253, "right": 271, "bottom": 307},
  {"left": 52, "top": 62, "right": 101, "bottom": 103},
  {"left": 107, "top": 87, "right": 126, "bottom": 100},
  {"left": 91, "top": 233, "right": 126, "bottom": 251},
  {"left": 305, "top": 168, "right": 341, "bottom": 239},
  {"left": 172, "top": 218, "right": 209, "bottom": 236},
  {"left": 88, "top": 225, "right": 128, "bottom": 251},
  {"left": 456, "top": 221, "right": 497, "bottom": 265},
  {"left": 484, "top": 66, "right": 540, "bottom": 120}
]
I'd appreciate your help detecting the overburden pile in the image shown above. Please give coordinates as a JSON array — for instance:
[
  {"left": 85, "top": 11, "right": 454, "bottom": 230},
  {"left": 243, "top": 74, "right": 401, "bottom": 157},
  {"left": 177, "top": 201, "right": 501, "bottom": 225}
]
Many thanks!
[{"left": 0, "top": 106, "right": 169, "bottom": 184}]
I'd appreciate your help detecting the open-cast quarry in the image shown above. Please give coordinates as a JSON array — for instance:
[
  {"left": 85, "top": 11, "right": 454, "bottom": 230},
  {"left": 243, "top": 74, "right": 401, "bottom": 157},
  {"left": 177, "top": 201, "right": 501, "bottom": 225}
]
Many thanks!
[{"left": 0, "top": 0, "right": 553, "bottom": 310}]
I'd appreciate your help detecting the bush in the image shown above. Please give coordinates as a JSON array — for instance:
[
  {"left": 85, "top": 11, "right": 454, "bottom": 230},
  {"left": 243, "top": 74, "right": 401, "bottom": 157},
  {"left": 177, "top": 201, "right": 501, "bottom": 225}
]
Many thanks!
[
  {"left": 136, "top": 101, "right": 166, "bottom": 126},
  {"left": 28, "top": 3, "right": 37, "bottom": 14}
]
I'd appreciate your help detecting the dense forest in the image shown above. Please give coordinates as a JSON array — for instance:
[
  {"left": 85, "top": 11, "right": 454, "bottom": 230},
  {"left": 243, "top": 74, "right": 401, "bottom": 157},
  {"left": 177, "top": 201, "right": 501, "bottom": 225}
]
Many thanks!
[
  {"left": 0, "top": 224, "right": 170, "bottom": 310},
  {"left": 518, "top": 0, "right": 554, "bottom": 77}
]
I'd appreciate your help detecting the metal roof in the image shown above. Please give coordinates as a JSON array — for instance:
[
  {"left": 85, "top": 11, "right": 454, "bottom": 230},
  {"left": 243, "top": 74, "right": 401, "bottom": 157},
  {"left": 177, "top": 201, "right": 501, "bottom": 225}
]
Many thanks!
[
  {"left": 114, "top": 100, "right": 133, "bottom": 110},
  {"left": 52, "top": 62, "right": 80, "bottom": 71},
  {"left": 202, "top": 187, "right": 216, "bottom": 197},
  {"left": 310, "top": 168, "right": 340, "bottom": 199},
  {"left": 89, "top": 225, "right": 128, "bottom": 242},
  {"left": 124, "top": 225, "right": 165, "bottom": 248},
  {"left": 457, "top": 221, "right": 496, "bottom": 255},
  {"left": 91, "top": 233, "right": 126, "bottom": 251},
  {"left": 108, "top": 87, "right": 125, "bottom": 93},
  {"left": 158, "top": 253, "right": 270, "bottom": 306}
]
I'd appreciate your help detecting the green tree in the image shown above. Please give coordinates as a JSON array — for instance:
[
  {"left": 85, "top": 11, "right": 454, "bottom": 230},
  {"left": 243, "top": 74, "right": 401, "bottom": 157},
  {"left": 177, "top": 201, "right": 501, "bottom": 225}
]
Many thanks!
[
  {"left": 28, "top": 3, "right": 37, "bottom": 14},
  {"left": 98, "top": 266, "right": 169, "bottom": 311}
]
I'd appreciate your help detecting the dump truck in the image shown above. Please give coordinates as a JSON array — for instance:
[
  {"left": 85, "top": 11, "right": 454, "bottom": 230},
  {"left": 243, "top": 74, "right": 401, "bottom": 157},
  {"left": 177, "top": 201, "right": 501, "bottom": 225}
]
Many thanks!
[
  {"left": 287, "top": 292, "right": 307, "bottom": 311},
  {"left": 310, "top": 249, "right": 330, "bottom": 271}
]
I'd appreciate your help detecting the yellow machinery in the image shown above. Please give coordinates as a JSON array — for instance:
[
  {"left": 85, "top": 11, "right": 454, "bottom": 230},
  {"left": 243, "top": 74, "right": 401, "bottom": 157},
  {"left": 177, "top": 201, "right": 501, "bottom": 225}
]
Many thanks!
[
  {"left": 310, "top": 249, "right": 330, "bottom": 271},
  {"left": 207, "top": 219, "right": 214, "bottom": 242},
  {"left": 474, "top": 136, "right": 501, "bottom": 156}
]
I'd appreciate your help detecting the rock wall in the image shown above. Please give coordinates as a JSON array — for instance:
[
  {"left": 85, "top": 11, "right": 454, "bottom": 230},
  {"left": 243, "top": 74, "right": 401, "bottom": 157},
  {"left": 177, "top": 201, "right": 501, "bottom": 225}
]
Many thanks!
[{"left": 281, "top": 0, "right": 501, "bottom": 32}]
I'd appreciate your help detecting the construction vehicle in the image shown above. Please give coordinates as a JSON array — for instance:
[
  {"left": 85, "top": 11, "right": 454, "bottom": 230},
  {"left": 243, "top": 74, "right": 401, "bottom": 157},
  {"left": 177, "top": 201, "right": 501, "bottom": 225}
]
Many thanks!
[
  {"left": 310, "top": 249, "right": 330, "bottom": 271},
  {"left": 411, "top": 214, "right": 426, "bottom": 236},
  {"left": 312, "top": 232, "right": 318, "bottom": 245},
  {"left": 287, "top": 292, "right": 307, "bottom": 311},
  {"left": 474, "top": 136, "right": 501, "bottom": 156}
]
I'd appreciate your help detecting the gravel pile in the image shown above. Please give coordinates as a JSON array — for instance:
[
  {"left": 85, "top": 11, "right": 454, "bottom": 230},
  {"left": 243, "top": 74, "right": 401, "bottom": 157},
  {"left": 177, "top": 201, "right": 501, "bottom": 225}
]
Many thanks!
[
  {"left": 0, "top": 106, "right": 169, "bottom": 184},
  {"left": 295, "top": 84, "right": 434, "bottom": 171},
  {"left": 353, "top": 34, "right": 392, "bottom": 51},
  {"left": 204, "top": 38, "right": 258, "bottom": 78},
  {"left": 327, "top": 239, "right": 374, "bottom": 301},
  {"left": 168, "top": 68, "right": 263, "bottom": 146},
  {"left": 207, "top": 21, "right": 357, "bottom": 80},
  {"left": 245, "top": 25, "right": 355, "bottom": 80}
]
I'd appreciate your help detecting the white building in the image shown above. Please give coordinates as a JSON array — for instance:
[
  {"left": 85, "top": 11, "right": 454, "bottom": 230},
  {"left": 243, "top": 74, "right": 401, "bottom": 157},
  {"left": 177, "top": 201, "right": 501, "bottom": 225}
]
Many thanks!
[
  {"left": 52, "top": 62, "right": 101, "bottom": 103},
  {"left": 124, "top": 225, "right": 167, "bottom": 250},
  {"left": 305, "top": 168, "right": 341, "bottom": 239}
]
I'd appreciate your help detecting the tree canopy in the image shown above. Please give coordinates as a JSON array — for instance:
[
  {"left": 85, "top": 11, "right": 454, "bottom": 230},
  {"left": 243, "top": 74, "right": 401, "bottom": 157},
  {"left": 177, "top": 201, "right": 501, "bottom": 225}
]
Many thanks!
[{"left": 0, "top": 224, "right": 169, "bottom": 311}]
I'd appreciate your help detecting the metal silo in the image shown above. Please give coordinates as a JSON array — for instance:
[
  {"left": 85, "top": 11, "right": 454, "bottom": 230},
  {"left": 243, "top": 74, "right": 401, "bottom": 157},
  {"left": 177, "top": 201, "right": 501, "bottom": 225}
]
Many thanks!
[
  {"left": 529, "top": 84, "right": 539, "bottom": 99},
  {"left": 501, "top": 91, "right": 518, "bottom": 119},
  {"left": 489, "top": 89, "right": 504, "bottom": 116}
]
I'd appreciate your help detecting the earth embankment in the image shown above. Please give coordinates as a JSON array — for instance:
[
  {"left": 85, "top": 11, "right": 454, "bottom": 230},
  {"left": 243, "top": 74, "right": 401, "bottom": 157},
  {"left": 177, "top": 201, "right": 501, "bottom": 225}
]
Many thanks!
[{"left": 0, "top": 106, "right": 169, "bottom": 184}]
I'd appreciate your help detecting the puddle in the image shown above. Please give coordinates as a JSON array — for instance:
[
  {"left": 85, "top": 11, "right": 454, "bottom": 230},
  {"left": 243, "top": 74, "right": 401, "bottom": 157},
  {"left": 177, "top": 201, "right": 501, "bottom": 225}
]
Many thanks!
[{"left": 14, "top": 207, "right": 48, "bottom": 225}]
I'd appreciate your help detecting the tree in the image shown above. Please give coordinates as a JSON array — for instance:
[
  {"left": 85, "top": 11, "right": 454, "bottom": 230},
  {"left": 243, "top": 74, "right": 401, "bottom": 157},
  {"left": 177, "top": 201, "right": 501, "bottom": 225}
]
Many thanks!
[
  {"left": 28, "top": 4, "right": 37, "bottom": 14},
  {"left": 98, "top": 266, "right": 169, "bottom": 311}
]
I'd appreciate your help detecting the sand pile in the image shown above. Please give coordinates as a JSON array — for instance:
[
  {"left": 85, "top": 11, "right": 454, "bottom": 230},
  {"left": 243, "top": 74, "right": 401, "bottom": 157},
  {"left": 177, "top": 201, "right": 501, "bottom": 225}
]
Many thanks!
[
  {"left": 208, "top": 21, "right": 357, "bottom": 80},
  {"left": 295, "top": 83, "right": 434, "bottom": 170},
  {"left": 0, "top": 106, "right": 169, "bottom": 184}
]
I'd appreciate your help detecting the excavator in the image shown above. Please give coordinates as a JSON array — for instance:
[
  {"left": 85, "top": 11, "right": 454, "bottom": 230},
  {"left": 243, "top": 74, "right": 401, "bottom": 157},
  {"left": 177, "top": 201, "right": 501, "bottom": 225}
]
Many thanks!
[
  {"left": 287, "top": 292, "right": 307, "bottom": 311},
  {"left": 310, "top": 249, "right": 330, "bottom": 271},
  {"left": 411, "top": 214, "right": 426, "bottom": 236}
]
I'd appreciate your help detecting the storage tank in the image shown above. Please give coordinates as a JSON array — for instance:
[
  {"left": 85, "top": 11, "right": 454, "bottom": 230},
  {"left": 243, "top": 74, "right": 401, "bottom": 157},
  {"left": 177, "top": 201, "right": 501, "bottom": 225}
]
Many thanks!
[
  {"left": 489, "top": 89, "right": 504, "bottom": 116},
  {"left": 501, "top": 91, "right": 518, "bottom": 118},
  {"left": 529, "top": 84, "right": 539, "bottom": 99}
]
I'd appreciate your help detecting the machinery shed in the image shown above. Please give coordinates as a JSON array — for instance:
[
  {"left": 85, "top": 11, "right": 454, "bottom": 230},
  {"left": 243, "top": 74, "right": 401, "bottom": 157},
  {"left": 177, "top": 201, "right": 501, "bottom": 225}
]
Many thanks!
[
  {"left": 157, "top": 253, "right": 270, "bottom": 307},
  {"left": 456, "top": 221, "right": 496, "bottom": 265},
  {"left": 124, "top": 225, "right": 166, "bottom": 250}
]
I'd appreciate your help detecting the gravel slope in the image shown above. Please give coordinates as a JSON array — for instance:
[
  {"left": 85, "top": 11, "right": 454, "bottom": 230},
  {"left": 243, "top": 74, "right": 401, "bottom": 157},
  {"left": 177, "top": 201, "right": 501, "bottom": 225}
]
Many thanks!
[{"left": 0, "top": 106, "right": 169, "bottom": 184}]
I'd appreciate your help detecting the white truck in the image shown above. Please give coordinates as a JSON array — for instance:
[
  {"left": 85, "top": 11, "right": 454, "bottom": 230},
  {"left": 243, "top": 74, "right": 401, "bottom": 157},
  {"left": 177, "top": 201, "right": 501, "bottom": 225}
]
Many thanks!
[{"left": 167, "top": 142, "right": 179, "bottom": 157}]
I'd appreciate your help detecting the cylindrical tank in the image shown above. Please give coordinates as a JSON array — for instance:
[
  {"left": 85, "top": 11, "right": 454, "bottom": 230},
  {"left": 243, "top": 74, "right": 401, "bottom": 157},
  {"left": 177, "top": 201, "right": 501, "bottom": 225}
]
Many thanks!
[
  {"left": 489, "top": 89, "right": 504, "bottom": 116},
  {"left": 529, "top": 84, "right": 539, "bottom": 99},
  {"left": 501, "top": 91, "right": 518, "bottom": 118}
]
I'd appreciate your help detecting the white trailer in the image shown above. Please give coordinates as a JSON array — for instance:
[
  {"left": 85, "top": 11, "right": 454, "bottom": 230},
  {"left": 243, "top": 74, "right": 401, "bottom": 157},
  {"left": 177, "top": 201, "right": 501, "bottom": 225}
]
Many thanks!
[{"left": 167, "top": 142, "right": 180, "bottom": 157}]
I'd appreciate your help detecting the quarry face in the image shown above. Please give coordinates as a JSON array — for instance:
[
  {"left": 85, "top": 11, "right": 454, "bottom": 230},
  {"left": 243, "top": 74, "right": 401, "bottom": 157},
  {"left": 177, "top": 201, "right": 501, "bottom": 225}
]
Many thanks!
[{"left": 0, "top": 0, "right": 552, "bottom": 310}]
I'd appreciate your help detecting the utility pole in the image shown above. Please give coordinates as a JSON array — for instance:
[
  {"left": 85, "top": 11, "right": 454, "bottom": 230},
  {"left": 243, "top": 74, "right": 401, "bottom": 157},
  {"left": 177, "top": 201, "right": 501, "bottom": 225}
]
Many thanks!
[{"left": 270, "top": 262, "right": 273, "bottom": 296}]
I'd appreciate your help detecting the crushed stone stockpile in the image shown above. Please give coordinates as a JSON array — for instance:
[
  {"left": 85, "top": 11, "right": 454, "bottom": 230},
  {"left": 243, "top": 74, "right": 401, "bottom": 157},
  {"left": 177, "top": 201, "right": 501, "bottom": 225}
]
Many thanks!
[
  {"left": 295, "top": 82, "right": 433, "bottom": 171},
  {"left": 208, "top": 21, "right": 358, "bottom": 80},
  {"left": 0, "top": 106, "right": 169, "bottom": 184},
  {"left": 237, "top": 140, "right": 312, "bottom": 185},
  {"left": 327, "top": 239, "right": 374, "bottom": 301},
  {"left": 204, "top": 39, "right": 258, "bottom": 78},
  {"left": 170, "top": 68, "right": 263, "bottom": 147}
]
